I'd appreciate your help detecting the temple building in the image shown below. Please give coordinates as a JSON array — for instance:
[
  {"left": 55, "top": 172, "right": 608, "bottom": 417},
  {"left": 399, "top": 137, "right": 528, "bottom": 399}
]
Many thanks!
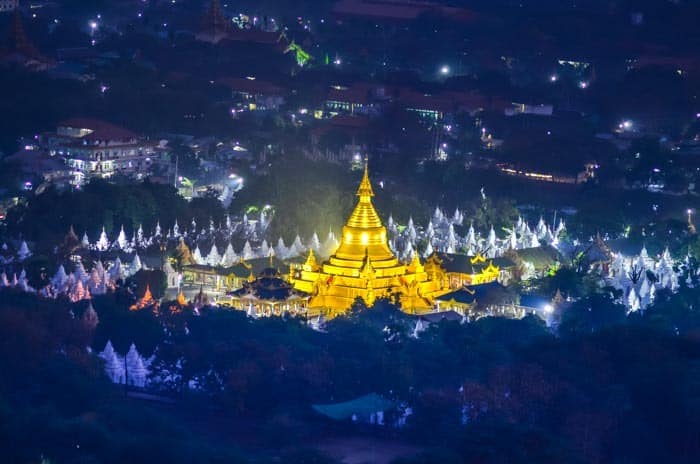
[
  {"left": 181, "top": 256, "right": 289, "bottom": 293},
  {"left": 289, "top": 163, "right": 450, "bottom": 316},
  {"left": 424, "top": 252, "right": 511, "bottom": 288},
  {"left": 225, "top": 267, "right": 310, "bottom": 317}
]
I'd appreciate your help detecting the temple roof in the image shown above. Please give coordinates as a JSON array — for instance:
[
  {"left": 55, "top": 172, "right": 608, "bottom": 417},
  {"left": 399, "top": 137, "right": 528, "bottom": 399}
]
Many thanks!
[
  {"left": 229, "top": 275, "right": 308, "bottom": 301},
  {"left": 431, "top": 252, "right": 512, "bottom": 274},
  {"left": 312, "top": 393, "right": 394, "bottom": 421}
]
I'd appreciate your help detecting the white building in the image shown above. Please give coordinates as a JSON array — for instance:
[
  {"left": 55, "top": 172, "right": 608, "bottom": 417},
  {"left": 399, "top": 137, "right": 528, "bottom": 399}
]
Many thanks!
[{"left": 45, "top": 118, "right": 168, "bottom": 186}]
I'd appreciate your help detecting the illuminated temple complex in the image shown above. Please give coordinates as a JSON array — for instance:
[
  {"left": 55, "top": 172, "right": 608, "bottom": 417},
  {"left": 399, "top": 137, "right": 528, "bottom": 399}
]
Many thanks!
[{"left": 290, "top": 164, "right": 450, "bottom": 316}]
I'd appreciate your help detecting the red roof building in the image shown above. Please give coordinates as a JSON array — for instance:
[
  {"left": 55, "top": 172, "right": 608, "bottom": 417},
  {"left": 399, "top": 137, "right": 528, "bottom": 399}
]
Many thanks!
[
  {"left": 333, "top": 0, "right": 476, "bottom": 23},
  {"left": 45, "top": 119, "right": 167, "bottom": 186}
]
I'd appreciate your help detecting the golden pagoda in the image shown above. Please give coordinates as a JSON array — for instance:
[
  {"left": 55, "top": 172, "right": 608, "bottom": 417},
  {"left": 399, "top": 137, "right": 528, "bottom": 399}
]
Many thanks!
[
  {"left": 130, "top": 284, "right": 157, "bottom": 311},
  {"left": 290, "top": 162, "right": 449, "bottom": 316}
]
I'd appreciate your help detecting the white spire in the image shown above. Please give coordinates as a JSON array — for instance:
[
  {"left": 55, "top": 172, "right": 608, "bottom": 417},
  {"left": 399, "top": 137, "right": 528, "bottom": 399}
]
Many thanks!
[
  {"left": 116, "top": 225, "right": 128, "bottom": 250},
  {"left": 453, "top": 208, "right": 463, "bottom": 225},
  {"left": 406, "top": 217, "right": 416, "bottom": 243},
  {"left": 322, "top": 230, "right": 339, "bottom": 257},
  {"left": 274, "top": 237, "right": 289, "bottom": 259},
  {"left": 100, "top": 341, "right": 125, "bottom": 384},
  {"left": 402, "top": 241, "right": 415, "bottom": 262},
  {"left": 535, "top": 216, "right": 547, "bottom": 239},
  {"left": 507, "top": 227, "right": 518, "bottom": 250},
  {"left": 426, "top": 220, "right": 435, "bottom": 237},
  {"left": 465, "top": 222, "right": 477, "bottom": 249},
  {"left": 96, "top": 227, "right": 110, "bottom": 252},
  {"left": 308, "top": 232, "right": 321, "bottom": 252},
  {"left": 126, "top": 343, "right": 148, "bottom": 388},
  {"left": 221, "top": 243, "right": 238, "bottom": 267},
  {"left": 205, "top": 243, "right": 222, "bottom": 267},
  {"left": 260, "top": 240, "right": 271, "bottom": 259},
  {"left": 69, "top": 279, "right": 89, "bottom": 302},
  {"left": 192, "top": 245, "right": 205, "bottom": 265},
  {"left": 627, "top": 287, "right": 640, "bottom": 313},
  {"left": 16, "top": 241, "right": 31, "bottom": 261},
  {"left": 447, "top": 224, "right": 458, "bottom": 251},
  {"left": 51, "top": 265, "right": 69, "bottom": 291},
  {"left": 423, "top": 241, "right": 434, "bottom": 258},
  {"left": 487, "top": 226, "right": 496, "bottom": 248},
  {"left": 242, "top": 241, "right": 255, "bottom": 260},
  {"left": 290, "top": 235, "right": 305, "bottom": 256},
  {"left": 136, "top": 224, "right": 145, "bottom": 246},
  {"left": 130, "top": 253, "right": 143, "bottom": 275}
]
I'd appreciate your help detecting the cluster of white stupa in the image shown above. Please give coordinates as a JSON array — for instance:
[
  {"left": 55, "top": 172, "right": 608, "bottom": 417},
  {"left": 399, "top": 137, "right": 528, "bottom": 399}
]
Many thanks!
[
  {"left": 386, "top": 207, "right": 565, "bottom": 262},
  {"left": 0, "top": 241, "right": 33, "bottom": 265},
  {"left": 83, "top": 211, "right": 271, "bottom": 254},
  {"left": 607, "top": 246, "right": 690, "bottom": 313},
  {"left": 39, "top": 255, "right": 145, "bottom": 302},
  {"left": 0, "top": 269, "right": 32, "bottom": 292},
  {"left": 99, "top": 341, "right": 151, "bottom": 388},
  {"left": 189, "top": 230, "right": 341, "bottom": 267}
]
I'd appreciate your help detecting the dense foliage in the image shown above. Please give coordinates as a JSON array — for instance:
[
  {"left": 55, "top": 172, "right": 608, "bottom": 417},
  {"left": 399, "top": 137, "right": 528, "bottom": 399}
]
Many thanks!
[
  {"left": 3, "top": 179, "right": 224, "bottom": 253},
  {"left": 2, "top": 285, "right": 700, "bottom": 463}
]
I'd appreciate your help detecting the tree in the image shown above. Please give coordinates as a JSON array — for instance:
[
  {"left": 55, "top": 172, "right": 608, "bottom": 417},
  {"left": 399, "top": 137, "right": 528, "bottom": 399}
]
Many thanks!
[{"left": 558, "top": 294, "right": 627, "bottom": 336}]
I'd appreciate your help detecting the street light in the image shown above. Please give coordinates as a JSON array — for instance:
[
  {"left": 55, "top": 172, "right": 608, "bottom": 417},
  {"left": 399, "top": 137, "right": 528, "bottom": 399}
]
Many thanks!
[{"left": 439, "top": 65, "right": 450, "bottom": 75}]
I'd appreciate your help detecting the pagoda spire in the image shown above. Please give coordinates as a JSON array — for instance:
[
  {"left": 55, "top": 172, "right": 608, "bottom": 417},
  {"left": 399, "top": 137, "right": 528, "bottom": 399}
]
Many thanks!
[
  {"left": 303, "top": 248, "right": 318, "bottom": 271},
  {"left": 334, "top": 159, "right": 395, "bottom": 261},
  {"left": 176, "top": 288, "right": 187, "bottom": 306},
  {"left": 356, "top": 159, "right": 374, "bottom": 199},
  {"left": 130, "top": 284, "right": 156, "bottom": 311},
  {"left": 6, "top": 9, "right": 43, "bottom": 60},
  {"left": 201, "top": 0, "right": 230, "bottom": 34}
]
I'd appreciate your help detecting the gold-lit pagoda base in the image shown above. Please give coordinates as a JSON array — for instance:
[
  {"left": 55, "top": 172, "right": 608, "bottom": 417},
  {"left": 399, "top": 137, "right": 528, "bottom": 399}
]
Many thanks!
[{"left": 290, "top": 162, "right": 451, "bottom": 318}]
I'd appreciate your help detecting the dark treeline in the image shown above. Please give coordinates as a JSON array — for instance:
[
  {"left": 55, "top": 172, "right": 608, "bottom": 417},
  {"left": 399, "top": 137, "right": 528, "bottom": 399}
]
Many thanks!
[
  {"left": 1, "top": 284, "right": 700, "bottom": 463},
  {"left": 3, "top": 179, "right": 224, "bottom": 252}
]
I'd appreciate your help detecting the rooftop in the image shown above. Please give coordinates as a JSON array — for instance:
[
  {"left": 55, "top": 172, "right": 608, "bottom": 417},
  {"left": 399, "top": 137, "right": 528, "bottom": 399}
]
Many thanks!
[{"left": 58, "top": 118, "right": 138, "bottom": 142}]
